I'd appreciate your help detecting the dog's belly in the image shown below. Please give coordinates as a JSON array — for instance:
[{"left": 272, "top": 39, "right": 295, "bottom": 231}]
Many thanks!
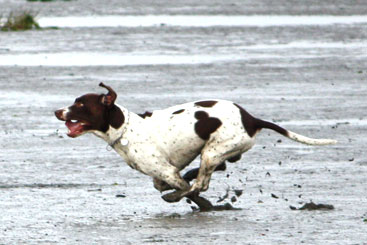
[{"left": 149, "top": 120, "right": 205, "bottom": 170}]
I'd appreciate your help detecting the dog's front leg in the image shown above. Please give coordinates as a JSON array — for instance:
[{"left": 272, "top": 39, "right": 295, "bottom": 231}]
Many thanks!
[
  {"left": 158, "top": 178, "right": 213, "bottom": 210},
  {"left": 153, "top": 169, "right": 191, "bottom": 203},
  {"left": 153, "top": 162, "right": 226, "bottom": 192},
  {"left": 161, "top": 161, "right": 228, "bottom": 203},
  {"left": 153, "top": 178, "right": 172, "bottom": 192}
]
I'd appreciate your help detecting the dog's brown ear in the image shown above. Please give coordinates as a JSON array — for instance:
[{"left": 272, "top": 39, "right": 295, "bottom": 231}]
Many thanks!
[{"left": 99, "top": 82, "right": 117, "bottom": 107}]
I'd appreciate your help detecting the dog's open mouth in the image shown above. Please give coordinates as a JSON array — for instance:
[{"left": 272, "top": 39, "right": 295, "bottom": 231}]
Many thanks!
[{"left": 65, "top": 120, "right": 89, "bottom": 138}]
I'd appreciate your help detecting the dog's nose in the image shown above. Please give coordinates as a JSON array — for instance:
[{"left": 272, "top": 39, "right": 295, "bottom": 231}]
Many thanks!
[{"left": 54, "top": 109, "right": 65, "bottom": 120}]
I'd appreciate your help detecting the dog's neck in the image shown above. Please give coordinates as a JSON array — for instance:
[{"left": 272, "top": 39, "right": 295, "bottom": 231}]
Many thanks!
[{"left": 92, "top": 105, "right": 130, "bottom": 146}]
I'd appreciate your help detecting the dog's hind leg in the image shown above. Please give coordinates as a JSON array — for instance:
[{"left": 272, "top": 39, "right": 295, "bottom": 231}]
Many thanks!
[
  {"left": 156, "top": 173, "right": 214, "bottom": 210},
  {"left": 163, "top": 135, "right": 250, "bottom": 203},
  {"left": 186, "top": 192, "right": 213, "bottom": 211},
  {"left": 154, "top": 162, "right": 227, "bottom": 193},
  {"left": 183, "top": 162, "right": 227, "bottom": 183},
  {"left": 161, "top": 153, "right": 226, "bottom": 203},
  {"left": 191, "top": 153, "right": 230, "bottom": 193},
  {"left": 161, "top": 183, "right": 190, "bottom": 203},
  {"left": 192, "top": 152, "right": 243, "bottom": 192}
]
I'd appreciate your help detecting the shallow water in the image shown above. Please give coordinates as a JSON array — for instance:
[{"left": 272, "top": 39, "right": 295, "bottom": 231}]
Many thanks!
[
  {"left": 1, "top": 40, "right": 365, "bottom": 66},
  {"left": 38, "top": 15, "right": 367, "bottom": 28}
]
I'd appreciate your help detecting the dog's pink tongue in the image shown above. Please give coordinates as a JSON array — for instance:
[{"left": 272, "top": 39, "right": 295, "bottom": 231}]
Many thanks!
[{"left": 65, "top": 121, "right": 83, "bottom": 137}]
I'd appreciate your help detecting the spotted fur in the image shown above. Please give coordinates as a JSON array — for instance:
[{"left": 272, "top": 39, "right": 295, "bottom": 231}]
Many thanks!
[
  {"left": 55, "top": 83, "right": 337, "bottom": 205},
  {"left": 138, "top": 111, "right": 153, "bottom": 118},
  {"left": 194, "top": 100, "right": 218, "bottom": 108},
  {"left": 172, "top": 109, "right": 185, "bottom": 114},
  {"left": 194, "top": 111, "right": 222, "bottom": 140}
]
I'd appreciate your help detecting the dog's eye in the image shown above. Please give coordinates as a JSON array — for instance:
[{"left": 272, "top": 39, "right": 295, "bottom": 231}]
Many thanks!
[{"left": 75, "top": 102, "right": 84, "bottom": 107}]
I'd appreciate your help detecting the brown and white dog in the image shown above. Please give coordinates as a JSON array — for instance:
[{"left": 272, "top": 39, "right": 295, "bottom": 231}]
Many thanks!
[{"left": 55, "top": 83, "right": 336, "bottom": 204}]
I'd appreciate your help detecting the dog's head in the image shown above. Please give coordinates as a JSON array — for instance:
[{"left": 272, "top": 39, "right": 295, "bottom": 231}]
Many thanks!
[{"left": 55, "top": 83, "right": 124, "bottom": 138}]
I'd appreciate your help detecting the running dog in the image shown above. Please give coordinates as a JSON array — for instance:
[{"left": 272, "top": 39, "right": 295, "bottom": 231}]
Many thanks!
[{"left": 55, "top": 83, "right": 336, "bottom": 205}]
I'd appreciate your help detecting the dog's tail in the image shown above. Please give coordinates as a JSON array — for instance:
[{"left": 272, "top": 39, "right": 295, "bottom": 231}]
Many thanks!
[{"left": 256, "top": 119, "right": 337, "bottom": 146}]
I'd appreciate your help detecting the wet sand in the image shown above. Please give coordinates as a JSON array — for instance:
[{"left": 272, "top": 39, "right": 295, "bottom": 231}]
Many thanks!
[{"left": 0, "top": 1, "right": 367, "bottom": 244}]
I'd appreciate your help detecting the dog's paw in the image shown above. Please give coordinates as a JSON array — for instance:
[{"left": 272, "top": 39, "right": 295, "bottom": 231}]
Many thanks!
[
  {"left": 162, "top": 191, "right": 184, "bottom": 203},
  {"left": 153, "top": 179, "right": 173, "bottom": 192}
]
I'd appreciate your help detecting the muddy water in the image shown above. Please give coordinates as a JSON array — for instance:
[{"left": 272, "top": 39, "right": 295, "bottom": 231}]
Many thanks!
[{"left": 1, "top": 1, "right": 367, "bottom": 244}]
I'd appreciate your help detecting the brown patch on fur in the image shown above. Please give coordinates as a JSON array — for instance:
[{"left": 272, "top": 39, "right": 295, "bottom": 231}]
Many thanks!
[
  {"left": 194, "top": 111, "right": 208, "bottom": 120},
  {"left": 234, "top": 103, "right": 258, "bottom": 137},
  {"left": 255, "top": 119, "right": 288, "bottom": 137},
  {"left": 194, "top": 111, "right": 222, "bottom": 140},
  {"left": 109, "top": 105, "right": 125, "bottom": 129},
  {"left": 195, "top": 100, "right": 218, "bottom": 108},
  {"left": 227, "top": 154, "right": 241, "bottom": 163},
  {"left": 234, "top": 103, "right": 288, "bottom": 138},
  {"left": 172, "top": 109, "right": 185, "bottom": 114},
  {"left": 138, "top": 111, "right": 153, "bottom": 118}
]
